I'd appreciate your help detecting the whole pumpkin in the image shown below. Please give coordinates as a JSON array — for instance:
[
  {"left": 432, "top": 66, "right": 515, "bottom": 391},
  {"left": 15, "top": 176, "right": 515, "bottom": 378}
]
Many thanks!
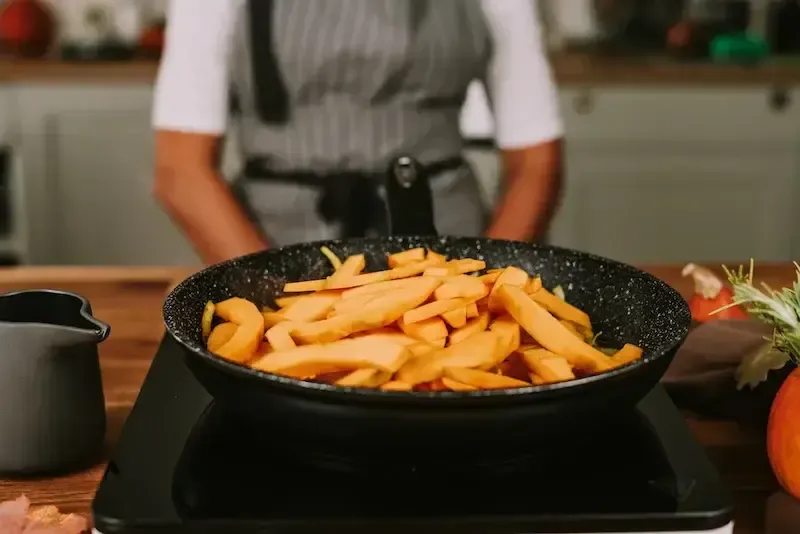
[{"left": 767, "top": 367, "right": 800, "bottom": 499}]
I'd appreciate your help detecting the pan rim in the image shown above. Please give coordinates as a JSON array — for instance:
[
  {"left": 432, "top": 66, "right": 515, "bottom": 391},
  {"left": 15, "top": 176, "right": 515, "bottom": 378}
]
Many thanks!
[{"left": 163, "top": 237, "right": 690, "bottom": 402}]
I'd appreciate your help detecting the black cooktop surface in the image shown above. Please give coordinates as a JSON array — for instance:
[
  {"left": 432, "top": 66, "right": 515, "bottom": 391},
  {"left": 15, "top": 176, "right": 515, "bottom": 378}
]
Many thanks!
[{"left": 92, "top": 336, "right": 732, "bottom": 534}]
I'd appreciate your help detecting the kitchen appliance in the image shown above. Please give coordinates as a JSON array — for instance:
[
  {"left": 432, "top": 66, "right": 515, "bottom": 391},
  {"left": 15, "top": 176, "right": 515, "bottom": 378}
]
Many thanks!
[
  {"left": 92, "top": 335, "right": 733, "bottom": 533},
  {"left": 93, "top": 156, "right": 726, "bottom": 533},
  {"left": 161, "top": 157, "right": 690, "bottom": 462}
]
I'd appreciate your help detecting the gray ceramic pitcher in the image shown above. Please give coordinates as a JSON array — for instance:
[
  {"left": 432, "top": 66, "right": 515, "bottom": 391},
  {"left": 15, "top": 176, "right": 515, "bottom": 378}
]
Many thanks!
[{"left": 0, "top": 289, "right": 110, "bottom": 475}]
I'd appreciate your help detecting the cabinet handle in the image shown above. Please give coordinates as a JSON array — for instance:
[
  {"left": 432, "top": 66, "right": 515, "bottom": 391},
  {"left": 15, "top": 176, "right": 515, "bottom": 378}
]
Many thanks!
[
  {"left": 573, "top": 90, "right": 594, "bottom": 115},
  {"left": 769, "top": 88, "right": 791, "bottom": 112}
]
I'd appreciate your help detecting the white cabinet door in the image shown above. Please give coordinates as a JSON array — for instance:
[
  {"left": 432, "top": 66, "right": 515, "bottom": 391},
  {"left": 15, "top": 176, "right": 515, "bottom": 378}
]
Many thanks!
[
  {"left": 47, "top": 110, "right": 200, "bottom": 265},
  {"left": 15, "top": 84, "right": 799, "bottom": 265},
  {"left": 550, "top": 88, "right": 800, "bottom": 264},
  {"left": 17, "top": 85, "right": 200, "bottom": 266}
]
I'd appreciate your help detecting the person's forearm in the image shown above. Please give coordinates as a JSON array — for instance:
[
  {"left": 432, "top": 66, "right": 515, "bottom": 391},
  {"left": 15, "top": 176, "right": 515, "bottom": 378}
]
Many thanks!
[
  {"left": 485, "top": 140, "right": 563, "bottom": 242},
  {"left": 154, "top": 166, "right": 269, "bottom": 265}
]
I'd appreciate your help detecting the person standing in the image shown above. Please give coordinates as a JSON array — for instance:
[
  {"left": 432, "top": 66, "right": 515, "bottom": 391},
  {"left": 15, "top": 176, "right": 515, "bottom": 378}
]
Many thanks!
[{"left": 152, "top": 0, "right": 563, "bottom": 265}]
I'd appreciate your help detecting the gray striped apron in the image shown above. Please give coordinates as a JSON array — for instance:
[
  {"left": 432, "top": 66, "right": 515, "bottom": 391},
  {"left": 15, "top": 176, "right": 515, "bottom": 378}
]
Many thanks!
[{"left": 229, "top": 0, "right": 491, "bottom": 247}]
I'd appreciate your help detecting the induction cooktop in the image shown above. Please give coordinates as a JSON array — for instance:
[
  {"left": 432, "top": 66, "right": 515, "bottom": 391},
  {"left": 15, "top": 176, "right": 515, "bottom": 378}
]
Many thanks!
[{"left": 92, "top": 336, "right": 733, "bottom": 534}]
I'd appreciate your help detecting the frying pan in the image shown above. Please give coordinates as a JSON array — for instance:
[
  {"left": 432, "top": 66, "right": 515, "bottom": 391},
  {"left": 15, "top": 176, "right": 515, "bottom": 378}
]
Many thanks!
[{"left": 164, "top": 156, "right": 690, "bottom": 462}]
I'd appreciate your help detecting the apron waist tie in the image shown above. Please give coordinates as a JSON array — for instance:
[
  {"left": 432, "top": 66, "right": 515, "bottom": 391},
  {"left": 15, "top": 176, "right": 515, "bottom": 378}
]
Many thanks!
[{"left": 242, "top": 157, "right": 464, "bottom": 237}]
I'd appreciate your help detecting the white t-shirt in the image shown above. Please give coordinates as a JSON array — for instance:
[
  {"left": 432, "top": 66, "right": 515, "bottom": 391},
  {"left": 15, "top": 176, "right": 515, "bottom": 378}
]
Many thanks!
[{"left": 152, "top": 0, "right": 563, "bottom": 149}]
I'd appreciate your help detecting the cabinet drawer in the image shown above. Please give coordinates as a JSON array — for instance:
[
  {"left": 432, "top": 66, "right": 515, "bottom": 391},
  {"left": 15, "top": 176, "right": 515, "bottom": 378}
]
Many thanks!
[
  {"left": 561, "top": 87, "right": 800, "bottom": 143},
  {"left": 553, "top": 142, "right": 797, "bottom": 263}
]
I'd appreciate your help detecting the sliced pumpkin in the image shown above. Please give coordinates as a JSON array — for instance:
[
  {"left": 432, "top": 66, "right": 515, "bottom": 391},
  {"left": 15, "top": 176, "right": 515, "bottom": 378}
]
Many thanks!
[
  {"left": 291, "top": 277, "right": 440, "bottom": 344},
  {"left": 397, "top": 315, "right": 449, "bottom": 343},
  {"left": 396, "top": 330, "right": 500, "bottom": 385},
  {"left": 388, "top": 247, "right": 426, "bottom": 268},
  {"left": 281, "top": 290, "right": 342, "bottom": 322},
  {"left": 609, "top": 343, "right": 644, "bottom": 368},
  {"left": 530, "top": 287, "right": 592, "bottom": 330},
  {"left": 442, "top": 367, "right": 528, "bottom": 389},
  {"left": 497, "top": 285, "right": 611, "bottom": 372},
  {"left": 449, "top": 311, "right": 491, "bottom": 345},
  {"left": 487, "top": 266, "right": 530, "bottom": 313},
  {"left": 212, "top": 298, "right": 265, "bottom": 363},
  {"left": 206, "top": 322, "right": 238, "bottom": 353},
  {"left": 252, "top": 334, "right": 412, "bottom": 378},
  {"left": 521, "top": 348, "right": 576, "bottom": 383}
]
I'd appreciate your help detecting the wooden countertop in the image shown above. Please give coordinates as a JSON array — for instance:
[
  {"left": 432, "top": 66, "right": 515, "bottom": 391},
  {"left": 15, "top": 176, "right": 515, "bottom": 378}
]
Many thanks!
[
  {"left": 3, "top": 54, "right": 800, "bottom": 86},
  {"left": 0, "top": 264, "right": 790, "bottom": 533}
]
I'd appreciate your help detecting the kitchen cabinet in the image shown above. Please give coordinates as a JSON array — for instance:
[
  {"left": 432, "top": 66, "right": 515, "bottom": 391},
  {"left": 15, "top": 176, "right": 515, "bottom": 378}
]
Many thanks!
[
  {"left": 15, "top": 84, "right": 199, "bottom": 265},
  {"left": 549, "top": 87, "right": 800, "bottom": 264},
  {"left": 8, "top": 82, "right": 800, "bottom": 266},
  {"left": 42, "top": 109, "right": 201, "bottom": 266},
  {"left": 463, "top": 86, "right": 800, "bottom": 264}
]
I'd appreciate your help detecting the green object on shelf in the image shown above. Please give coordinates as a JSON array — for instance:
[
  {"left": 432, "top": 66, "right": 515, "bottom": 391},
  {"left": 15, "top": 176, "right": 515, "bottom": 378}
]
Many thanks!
[{"left": 710, "top": 33, "right": 770, "bottom": 63}]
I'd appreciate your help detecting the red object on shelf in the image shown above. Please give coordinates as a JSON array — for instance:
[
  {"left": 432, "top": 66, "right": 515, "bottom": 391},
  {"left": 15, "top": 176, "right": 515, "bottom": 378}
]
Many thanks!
[
  {"left": 0, "top": 0, "right": 55, "bottom": 59},
  {"left": 138, "top": 20, "right": 165, "bottom": 60}
]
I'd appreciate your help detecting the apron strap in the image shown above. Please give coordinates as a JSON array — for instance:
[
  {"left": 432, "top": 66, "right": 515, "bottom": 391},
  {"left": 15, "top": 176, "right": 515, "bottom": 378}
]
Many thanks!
[
  {"left": 248, "top": 0, "right": 290, "bottom": 124},
  {"left": 242, "top": 157, "right": 465, "bottom": 238},
  {"left": 317, "top": 176, "right": 379, "bottom": 238}
]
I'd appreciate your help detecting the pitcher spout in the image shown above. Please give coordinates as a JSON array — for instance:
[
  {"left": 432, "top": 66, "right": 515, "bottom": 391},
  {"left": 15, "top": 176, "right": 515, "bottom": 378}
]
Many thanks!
[
  {"left": 64, "top": 313, "right": 111, "bottom": 345},
  {"left": 51, "top": 323, "right": 110, "bottom": 349},
  {"left": 0, "top": 289, "right": 111, "bottom": 346}
]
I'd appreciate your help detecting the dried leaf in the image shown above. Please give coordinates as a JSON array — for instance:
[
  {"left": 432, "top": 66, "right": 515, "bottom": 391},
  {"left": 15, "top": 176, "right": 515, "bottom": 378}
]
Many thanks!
[{"left": 735, "top": 342, "right": 791, "bottom": 390}]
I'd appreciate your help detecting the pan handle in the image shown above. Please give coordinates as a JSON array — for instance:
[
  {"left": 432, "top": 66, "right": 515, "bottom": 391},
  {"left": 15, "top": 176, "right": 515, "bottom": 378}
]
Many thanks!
[{"left": 383, "top": 156, "right": 439, "bottom": 236}]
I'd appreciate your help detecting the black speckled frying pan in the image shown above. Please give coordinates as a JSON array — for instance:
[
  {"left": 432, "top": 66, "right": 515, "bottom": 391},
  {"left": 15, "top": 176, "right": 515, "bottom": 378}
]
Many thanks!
[{"left": 163, "top": 156, "right": 690, "bottom": 462}]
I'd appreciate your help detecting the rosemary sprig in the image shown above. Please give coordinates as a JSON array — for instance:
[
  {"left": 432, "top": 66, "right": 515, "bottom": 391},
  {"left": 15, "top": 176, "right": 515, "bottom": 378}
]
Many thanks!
[{"left": 719, "top": 260, "right": 800, "bottom": 366}]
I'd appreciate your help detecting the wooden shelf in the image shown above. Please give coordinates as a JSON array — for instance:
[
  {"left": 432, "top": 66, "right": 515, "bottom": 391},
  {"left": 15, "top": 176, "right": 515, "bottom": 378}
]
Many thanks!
[
  {"left": 551, "top": 53, "right": 800, "bottom": 86},
  {"left": 0, "top": 59, "right": 159, "bottom": 83},
  {"left": 1, "top": 55, "right": 800, "bottom": 86}
]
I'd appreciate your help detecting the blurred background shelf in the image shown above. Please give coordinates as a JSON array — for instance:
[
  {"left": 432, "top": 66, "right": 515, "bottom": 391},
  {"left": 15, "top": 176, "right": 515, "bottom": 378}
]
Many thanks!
[
  {"left": 4, "top": 0, "right": 800, "bottom": 266},
  {"left": 5, "top": 73, "right": 799, "bottom": 267},
  {"left": 5, "top": 54, "right": 800, "bottom": 85}
]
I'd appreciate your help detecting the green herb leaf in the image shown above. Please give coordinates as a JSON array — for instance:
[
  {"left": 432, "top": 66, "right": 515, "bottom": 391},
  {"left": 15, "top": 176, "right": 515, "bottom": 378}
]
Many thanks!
[
  {"left": 721, "top": 260, "right": 800, "bottom": 368},
  {"left": 590, "top": 331, "right": 603, "bottom": 347}
]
